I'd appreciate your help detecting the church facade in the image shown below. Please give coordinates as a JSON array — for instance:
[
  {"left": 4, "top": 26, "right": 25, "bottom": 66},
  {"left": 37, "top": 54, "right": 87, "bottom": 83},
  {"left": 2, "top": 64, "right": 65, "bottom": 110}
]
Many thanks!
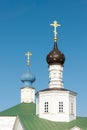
[
  {"left": 20, "top": 21, "right": 77, "bottom": 122},
  {"left": 0, "top": 21, "right": 85, "bottom": 130}
]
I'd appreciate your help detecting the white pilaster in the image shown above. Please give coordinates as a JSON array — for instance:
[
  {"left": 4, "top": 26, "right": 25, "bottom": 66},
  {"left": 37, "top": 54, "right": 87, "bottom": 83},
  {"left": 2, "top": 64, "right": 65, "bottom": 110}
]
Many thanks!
[{"left": 48, "top": 64, "right": 64, "bottom": 88}]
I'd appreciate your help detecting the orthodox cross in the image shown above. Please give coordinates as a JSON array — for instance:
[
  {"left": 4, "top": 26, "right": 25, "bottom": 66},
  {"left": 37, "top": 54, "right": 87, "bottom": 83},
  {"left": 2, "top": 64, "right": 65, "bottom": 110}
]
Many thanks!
[
  {"left": 50, "top": 20, "right": 61, "bottom": 42},
  {"left": 25, "top": 51, "right": 32, "bottom": 66}
]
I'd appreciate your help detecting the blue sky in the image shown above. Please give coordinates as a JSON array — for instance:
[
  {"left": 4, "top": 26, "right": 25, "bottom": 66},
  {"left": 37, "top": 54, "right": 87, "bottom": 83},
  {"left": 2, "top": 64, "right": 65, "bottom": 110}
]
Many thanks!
[{"left": 0, "top": 0, "right": 87, "bottom": 117}]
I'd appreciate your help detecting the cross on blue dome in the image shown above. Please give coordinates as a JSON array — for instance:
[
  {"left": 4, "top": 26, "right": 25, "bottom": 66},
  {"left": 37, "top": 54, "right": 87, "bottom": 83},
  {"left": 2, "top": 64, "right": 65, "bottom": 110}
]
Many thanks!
[{"left": 21, "top": 51, "right": 36, "bottom": 87}]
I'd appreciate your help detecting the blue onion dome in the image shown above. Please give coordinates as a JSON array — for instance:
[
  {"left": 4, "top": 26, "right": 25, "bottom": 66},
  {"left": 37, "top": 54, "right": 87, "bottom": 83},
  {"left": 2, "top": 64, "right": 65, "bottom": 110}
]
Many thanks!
[
  {"left": 46, "top": 42, "right": 65, "bottom": 65},
  {"left": 21, "top": 70, "right": 36, "bottom": 86}
]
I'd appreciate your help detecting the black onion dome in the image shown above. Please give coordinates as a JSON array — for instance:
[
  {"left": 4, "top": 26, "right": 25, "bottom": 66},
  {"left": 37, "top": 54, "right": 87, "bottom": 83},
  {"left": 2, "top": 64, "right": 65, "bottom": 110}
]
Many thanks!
[{"left": 46, "top": 42, "right": 65, "bottom": 65}]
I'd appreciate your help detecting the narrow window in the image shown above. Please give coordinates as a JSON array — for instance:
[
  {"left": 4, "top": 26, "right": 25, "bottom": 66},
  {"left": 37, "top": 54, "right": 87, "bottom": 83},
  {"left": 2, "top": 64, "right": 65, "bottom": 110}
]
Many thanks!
[
  {"left": 59, "top": 102, "right": 63, "bottom": 112},
  {"left": 44, "top": 102, "right": 48, "bottom": 113}
]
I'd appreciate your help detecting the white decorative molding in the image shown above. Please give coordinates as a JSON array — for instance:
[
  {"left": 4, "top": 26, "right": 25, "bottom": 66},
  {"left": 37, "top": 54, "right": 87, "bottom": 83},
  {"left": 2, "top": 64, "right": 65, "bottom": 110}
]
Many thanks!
[{"left": 48, "top": 65, "right": 64, "bottom": 88}]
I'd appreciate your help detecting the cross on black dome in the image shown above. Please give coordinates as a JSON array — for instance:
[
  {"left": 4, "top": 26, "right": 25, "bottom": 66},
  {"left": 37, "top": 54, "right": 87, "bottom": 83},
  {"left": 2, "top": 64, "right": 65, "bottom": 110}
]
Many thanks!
[{"left": 46, "top": 20, "right": 65, "bottom": 66}]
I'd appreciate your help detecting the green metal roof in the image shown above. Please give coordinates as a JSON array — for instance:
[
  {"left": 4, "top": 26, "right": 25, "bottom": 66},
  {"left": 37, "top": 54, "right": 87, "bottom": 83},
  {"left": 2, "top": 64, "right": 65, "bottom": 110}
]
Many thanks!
[{"left": 0, "top": 103, "right": 87, "bottom": 130}]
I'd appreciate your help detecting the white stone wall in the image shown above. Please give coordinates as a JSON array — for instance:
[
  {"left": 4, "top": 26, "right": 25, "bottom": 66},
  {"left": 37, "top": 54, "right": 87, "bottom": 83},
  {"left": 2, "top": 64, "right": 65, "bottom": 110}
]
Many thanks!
[
  {"left": 36, "top": 90, "right": 76, "bottom": 122},
  {"left": 48, "top": 65, "right": 64, "bottom": 88},
  {"left": 0, "top": 116, "right": 16, "bottom": 130},
  {"left": 0, "top": 116, "right": 24, "bottom": 130},
  {"left": 21, "top": 87, "right": 35, "bottom": 103}
]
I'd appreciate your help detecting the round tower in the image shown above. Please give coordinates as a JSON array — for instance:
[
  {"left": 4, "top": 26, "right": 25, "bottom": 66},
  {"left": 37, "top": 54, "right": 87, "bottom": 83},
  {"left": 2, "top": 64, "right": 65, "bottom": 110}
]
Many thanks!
[
  {"left": 20, "top": 51, "right": 36, "bottom": 103},
  {"left": 46, "top": 21, "right": 65, "bottom": 88}
]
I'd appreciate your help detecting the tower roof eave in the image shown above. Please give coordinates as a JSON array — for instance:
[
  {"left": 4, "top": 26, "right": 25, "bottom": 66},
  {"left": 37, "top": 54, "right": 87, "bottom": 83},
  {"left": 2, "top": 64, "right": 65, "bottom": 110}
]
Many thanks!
[{"left": 36, "top": 87, "right": 77, "bottom": 96}]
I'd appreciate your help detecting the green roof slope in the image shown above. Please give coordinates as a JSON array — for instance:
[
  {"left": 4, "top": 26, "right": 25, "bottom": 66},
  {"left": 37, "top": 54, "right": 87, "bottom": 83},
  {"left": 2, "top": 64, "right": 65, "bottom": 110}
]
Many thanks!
[{"left": 0, "top": 103, "right": 87, "bottom": 130}]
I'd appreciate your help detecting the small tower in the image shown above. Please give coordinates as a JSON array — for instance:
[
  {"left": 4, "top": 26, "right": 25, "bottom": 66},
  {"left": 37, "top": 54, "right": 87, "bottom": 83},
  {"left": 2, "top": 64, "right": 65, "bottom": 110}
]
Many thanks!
[
  {"left": 36, "top": 21, "right": 77, "bottom": 122},
  {"left": 20, "top": 51, "right": 36, "bottom": 103},
  {"left": 46, "top": 21, "right": 65, "bottom": 88}
]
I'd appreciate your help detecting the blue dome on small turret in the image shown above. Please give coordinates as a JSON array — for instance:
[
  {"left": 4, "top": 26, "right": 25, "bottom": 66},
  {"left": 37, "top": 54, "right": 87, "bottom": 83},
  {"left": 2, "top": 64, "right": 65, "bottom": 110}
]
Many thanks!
[{"left": 21, "top": 70, "right": 36, "bottom": 86}]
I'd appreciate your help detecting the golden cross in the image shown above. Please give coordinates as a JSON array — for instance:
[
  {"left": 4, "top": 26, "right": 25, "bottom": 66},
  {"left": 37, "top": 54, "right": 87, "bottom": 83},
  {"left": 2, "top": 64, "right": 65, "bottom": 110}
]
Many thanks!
[
  {"left": 50, "top": 20, "right": 61, "bottom": 42},
  {"left": 25, "top": 51, "right": 32, "bottom": 66}
]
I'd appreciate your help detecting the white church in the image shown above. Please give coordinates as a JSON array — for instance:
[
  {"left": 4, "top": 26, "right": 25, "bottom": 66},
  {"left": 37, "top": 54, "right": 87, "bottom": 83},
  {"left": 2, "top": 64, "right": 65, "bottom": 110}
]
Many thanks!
[{"left": 0, "top": 21, "right": 85, "bottom": 130}]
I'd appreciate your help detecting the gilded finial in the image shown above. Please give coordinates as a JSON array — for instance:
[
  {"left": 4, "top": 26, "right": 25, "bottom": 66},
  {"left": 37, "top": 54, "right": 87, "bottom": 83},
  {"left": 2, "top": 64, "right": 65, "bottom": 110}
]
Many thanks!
[
  {"left": 50, "top": 20, "right": 61, "bottom": 42},
  {"left": 25, "top": 51, "right": 32, "bottom": 66}
]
